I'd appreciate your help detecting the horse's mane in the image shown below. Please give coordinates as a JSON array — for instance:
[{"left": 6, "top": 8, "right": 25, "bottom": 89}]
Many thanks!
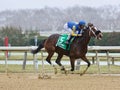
[{"left": 72, "top": 26, "right": 90, "bottom": 45}]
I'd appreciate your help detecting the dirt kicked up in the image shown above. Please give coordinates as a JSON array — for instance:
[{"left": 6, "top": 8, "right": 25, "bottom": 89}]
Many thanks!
[{"left": 0, "top": 73, "right": 120, "bottom": 90}]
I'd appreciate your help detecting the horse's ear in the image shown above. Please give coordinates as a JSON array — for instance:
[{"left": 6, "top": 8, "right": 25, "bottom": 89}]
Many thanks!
[
  {"left": 84, "top": 26, "right": 89, "bottom": 30},
  {"left": 88, "top": 23, "right": 93, "bottom": 27}
]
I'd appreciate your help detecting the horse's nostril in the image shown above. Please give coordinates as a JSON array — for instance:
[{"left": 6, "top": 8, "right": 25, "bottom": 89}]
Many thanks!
[{"left": 99, "top": 37, "right": 102, "bottom": 40}]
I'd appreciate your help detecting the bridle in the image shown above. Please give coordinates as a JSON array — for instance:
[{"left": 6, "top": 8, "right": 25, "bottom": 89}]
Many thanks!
[{"left": 88, "top": 25, "right": 100, "bottom": 39}]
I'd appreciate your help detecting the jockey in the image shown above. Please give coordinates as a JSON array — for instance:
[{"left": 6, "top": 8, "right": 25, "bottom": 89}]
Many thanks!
[{"left": 64, "top": 20, "right": 86, "bottom": 44}]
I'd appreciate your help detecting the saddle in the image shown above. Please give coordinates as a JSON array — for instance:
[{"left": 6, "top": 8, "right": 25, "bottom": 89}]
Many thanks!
[{"left": 56, "top": 34, "right": 75, "bottom": 50}]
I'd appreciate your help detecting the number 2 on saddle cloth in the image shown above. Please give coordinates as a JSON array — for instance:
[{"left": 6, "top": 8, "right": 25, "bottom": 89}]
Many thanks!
[{"left": 56, "top": 34, "right": 75, "bottom": 50}]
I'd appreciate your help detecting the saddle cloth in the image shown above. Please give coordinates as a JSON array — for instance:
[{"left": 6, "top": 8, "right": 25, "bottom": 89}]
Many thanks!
[{"left": 56, "top": 34, "right": 74, "bottom": 50}]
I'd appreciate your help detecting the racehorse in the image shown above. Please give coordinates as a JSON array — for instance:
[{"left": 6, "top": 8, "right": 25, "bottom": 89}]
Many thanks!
[{"left": 32, "top": 23, "right": 102, "bottom": 75}]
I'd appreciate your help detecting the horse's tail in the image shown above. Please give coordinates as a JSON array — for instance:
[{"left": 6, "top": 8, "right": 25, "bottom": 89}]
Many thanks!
[{"left": 31, "top": 39, "right": 46, "bottom": 54}]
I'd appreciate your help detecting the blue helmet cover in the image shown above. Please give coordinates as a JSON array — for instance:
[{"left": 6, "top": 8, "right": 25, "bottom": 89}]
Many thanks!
[{"left": 79, "top": 20, "right": 86, "bottom": 26}]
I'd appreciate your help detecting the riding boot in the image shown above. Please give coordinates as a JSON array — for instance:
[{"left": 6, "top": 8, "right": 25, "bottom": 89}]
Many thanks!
[
  {"left": 66, "top": 44, "right": 69, "bottom": 50},
  {"left": 66, "top": 36, "right": 73, "bottom": 44},
  {"left": 66, "top": 36, "right": 73, "bottom": 50}
]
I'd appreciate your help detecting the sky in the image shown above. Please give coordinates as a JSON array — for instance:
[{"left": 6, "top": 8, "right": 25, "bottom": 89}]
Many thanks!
[{"left": 0, "top": 0, "right": 120, "bottom": 11}]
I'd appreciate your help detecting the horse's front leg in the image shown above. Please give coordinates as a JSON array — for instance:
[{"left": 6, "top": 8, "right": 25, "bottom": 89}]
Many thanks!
[
  {"left": 70, "top": 57, "right": 75, "bottom": 72},
  {"left": 80, "top": 56, "right": 91, "bottom": 76}
]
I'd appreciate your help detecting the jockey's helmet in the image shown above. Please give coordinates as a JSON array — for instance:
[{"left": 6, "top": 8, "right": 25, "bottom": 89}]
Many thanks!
[{"left": 78, "top": 20, "right": 86, "bottom": 26}]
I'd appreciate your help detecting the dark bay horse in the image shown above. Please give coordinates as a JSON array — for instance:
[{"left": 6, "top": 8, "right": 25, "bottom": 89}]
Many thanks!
[{"left": 32, "top": 23, "right": 103, "bottom": 75}]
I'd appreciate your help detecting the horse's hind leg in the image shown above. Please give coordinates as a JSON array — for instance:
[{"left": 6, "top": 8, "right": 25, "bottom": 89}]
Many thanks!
[
  {"left": 55, "top": 54, "right": 67, "bottom": 75},
  {"left": 55, "top": 54, "right": 66, "bottom": 70},
  {"left": 46, "top": 52, "right": 54, "bottom": 65},
  {"left": 80, "top": 56, "right": 91, "bottom": 76},
  {"left": 46, "top": 51, "right": 57, "bottom": 74}
]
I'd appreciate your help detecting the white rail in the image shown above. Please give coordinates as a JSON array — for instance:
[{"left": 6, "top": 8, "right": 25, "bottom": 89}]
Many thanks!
[
  {"left": 0, "top": 46, "right": 120, "bottom": 74},
  {"left": 0, "top": 46, "right": 120, "bottom": 51}
]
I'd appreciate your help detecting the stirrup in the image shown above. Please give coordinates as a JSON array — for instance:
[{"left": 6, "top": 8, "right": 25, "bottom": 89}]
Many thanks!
[{"left": 65, "top": 41, "right": 69, "bottom": 44}]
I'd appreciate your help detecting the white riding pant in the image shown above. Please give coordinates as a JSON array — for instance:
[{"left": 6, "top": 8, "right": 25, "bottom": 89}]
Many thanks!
[{"left": 63, "top": 23, "right": 72, "bottom": 34}]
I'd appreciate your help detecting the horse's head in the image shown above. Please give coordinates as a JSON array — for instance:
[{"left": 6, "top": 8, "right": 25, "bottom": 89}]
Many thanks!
[{"left": 87, "top": 23, "right": 103, "bottom": 40}]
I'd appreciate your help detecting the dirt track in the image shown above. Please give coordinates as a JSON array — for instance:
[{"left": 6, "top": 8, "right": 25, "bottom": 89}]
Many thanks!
[{"left": 0, "top": 73, "right": 120, "bottom": 90}]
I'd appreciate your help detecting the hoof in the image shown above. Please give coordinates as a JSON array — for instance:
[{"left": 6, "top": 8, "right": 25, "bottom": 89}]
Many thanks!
[
  {"left": 80, "top": 73, "right": 83, "bottom": 76},
  {"left": 61, "top": 68, "right": 65, "bottom": 71},
  {"left": 80, "top": 72, "right": 85, "bottom": 76},
  {"left": 64, "top": 70, "right": 68, "bottom": 75},
  {"left": 60, "top": 68, "right": 68, "bottom": 75},
  {"left": 70, "top": 69, "right": 74, "bottom": 71},
  {"left": 67, "top": 70, "right": 74, "bottom": 74},
  {"left": 70, "top": 71, "right": 74, "bottom": 74}
]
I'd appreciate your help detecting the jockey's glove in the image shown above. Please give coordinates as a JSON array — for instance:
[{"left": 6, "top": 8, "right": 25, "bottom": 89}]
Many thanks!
[{"left": 77, "top": 34, "right": 82, "bottom": 36}]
